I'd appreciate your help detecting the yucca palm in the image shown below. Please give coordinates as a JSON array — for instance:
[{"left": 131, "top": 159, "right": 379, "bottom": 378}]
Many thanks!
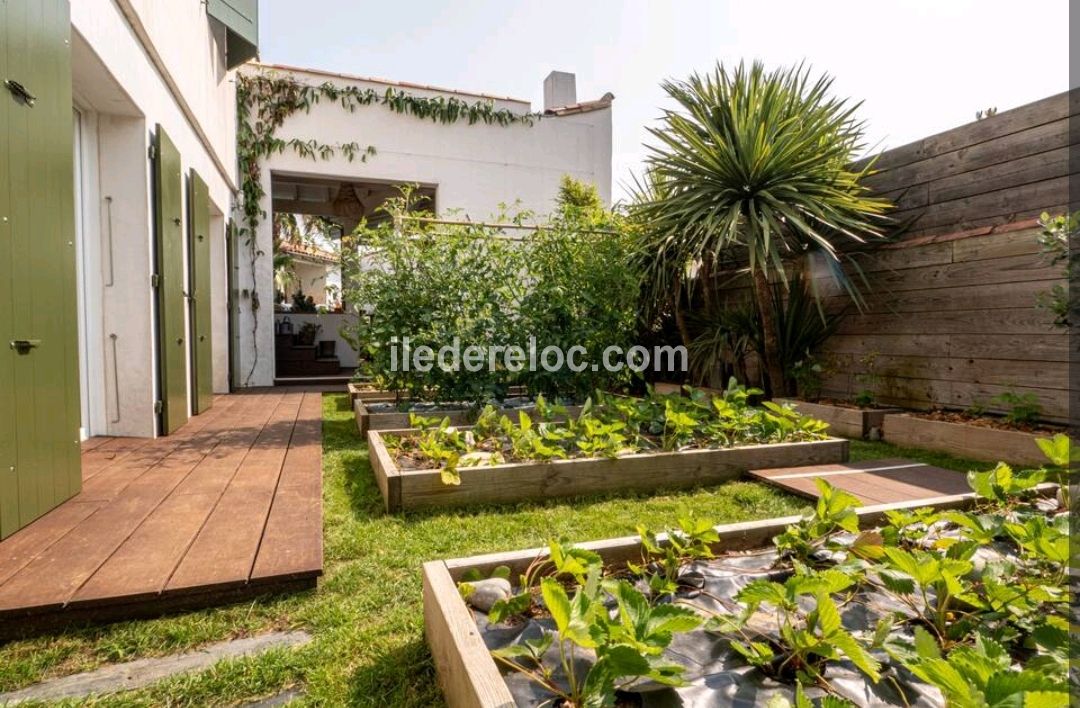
[{"left": 632, "top": 61, "right": 890, "bottom": 395}]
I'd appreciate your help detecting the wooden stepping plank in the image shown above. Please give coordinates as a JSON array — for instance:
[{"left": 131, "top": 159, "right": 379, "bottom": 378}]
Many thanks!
[
  {"left": 749, "top": 459, "right": 969, "bottom": 506},
  {"left": 251, "top": 392, "right": 323, "bottom": 583},
  {"left": 166, "top": 394, "right": 304, "bottom": 593},
  {"left": 752, "top": 458, "right": 913, "bottom": 479}
]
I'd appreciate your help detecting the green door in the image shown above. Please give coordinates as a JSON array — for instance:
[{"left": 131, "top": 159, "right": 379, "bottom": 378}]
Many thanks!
[
  {"left": 187, "top": 170, "right": 213, "bottom": 414},
  {"left": 0, "top": 0, "right": 81, "bottom": 539},
  {"left": 153, "top": 126, "right": 188, "bottom": 435}
]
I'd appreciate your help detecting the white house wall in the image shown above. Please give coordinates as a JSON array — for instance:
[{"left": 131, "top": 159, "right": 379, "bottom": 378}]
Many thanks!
[
  {"left": 239, "top": 65, "right": 613, "bottom": 387},
  {"left": 71, "top": 0, "right": 239, "bottom": 436}
]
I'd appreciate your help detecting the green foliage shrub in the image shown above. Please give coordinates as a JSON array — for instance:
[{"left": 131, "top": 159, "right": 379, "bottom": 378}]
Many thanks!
[{"left": 343, "top": 179, "right": 639, "bottom": 404}]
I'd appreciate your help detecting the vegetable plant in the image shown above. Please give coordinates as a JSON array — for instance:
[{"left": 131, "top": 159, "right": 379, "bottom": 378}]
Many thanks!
[
  {"left": 990, "top": 389, "right": 1042, "bottom": 426},
  {"left": 386, "top": 383, "right": 832, "bottom": 483},
  {"left": 465, "top": 436, "right": 1071, "bottom": 705}
]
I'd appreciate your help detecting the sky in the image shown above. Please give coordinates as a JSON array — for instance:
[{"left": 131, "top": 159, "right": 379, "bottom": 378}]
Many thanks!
[{"left": 258, "top": 0, "right": 1069, "bottom": 203}]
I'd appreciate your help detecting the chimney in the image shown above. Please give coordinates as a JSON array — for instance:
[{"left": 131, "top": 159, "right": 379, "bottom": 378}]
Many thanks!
[{"left": 543, "top": 71, "right": 577, "bottom": 110}]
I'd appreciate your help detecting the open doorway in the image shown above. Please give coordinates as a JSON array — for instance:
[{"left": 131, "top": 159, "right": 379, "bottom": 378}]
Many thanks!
[{"left": 269, "top": 173, "right": 435, "bottom": 383}]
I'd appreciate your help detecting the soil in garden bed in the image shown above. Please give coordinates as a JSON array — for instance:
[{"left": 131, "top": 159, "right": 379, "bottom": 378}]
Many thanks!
[
  {"left": 803, "top": 398, "right": 893, "bottom": 412},
  {"left": 907, "top": 408, "right": 1064, "bottom": 435}
]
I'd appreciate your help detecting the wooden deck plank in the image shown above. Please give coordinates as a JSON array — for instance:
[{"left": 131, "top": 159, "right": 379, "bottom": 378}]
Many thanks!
[
  {"left": 69, "top": 491, "right": 221, "bottom": 605},
  {"left": 749, "top": 460, "right": 970, "bottom": 506},
  {"left": 79, "top": 436, "right": 113, "bottom": 453},
  {"left": 73, "top": 394, "right": 294, "bottom": 605},
  {"left": 0, "top": 499, "right": 102, "bottom": 587},
  {"left": 0, "top": 388, "right": 324, "bottom": 631},
  {"left": 79, "top": 395, "right": 243, "bottom": 497},
  {"left": 165, "top": 393, "right": 304, "bottom": 593},
  {"left": 251, "top": 392, "right": 323, "bottom": 582},
  {"left": 0, "top": 462, "right": 199, "bottom": 614}
]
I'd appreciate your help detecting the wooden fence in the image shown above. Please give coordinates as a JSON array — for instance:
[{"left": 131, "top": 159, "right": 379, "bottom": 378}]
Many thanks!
[{"left": 815, "top": 91, "right": 1071, "bottom": 421}]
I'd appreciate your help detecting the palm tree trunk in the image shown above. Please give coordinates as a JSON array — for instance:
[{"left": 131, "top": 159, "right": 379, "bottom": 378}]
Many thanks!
[
  {"left": 671, "top": 274, "right": 693, "bottom": 354},
  {"left": 751, "top": 268, "right": 788, "bottom": 397}
]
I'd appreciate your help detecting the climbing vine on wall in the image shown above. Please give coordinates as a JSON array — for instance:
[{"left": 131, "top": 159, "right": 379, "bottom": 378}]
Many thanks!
[{"left": 234, "top": 69, "right": 541, "bottom": 385}]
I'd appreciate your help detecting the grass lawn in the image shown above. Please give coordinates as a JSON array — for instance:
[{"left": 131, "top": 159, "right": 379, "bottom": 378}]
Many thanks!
[{"left": 0, "top": 393, "right": 993, "bottom": 706}]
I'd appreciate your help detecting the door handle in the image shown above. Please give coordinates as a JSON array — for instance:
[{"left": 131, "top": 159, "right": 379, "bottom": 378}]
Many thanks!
[
  {"left": 10, "top": 339, "right": 40, "bottom": 354},
  {"left": 4, "top": 79, "right": 36, "bottom": 107}
]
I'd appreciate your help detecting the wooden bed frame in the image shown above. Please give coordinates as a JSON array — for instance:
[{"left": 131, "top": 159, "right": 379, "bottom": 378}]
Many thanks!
[
  {"left": 369, "top": 430, "right": 850, "bottom": 512},
  {"left": 422, "top": 491, "right": 988, "bottom": 708}
]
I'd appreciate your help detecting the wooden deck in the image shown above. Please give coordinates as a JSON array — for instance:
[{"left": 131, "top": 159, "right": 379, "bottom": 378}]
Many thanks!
[
  {"left": 749, "top": 458, "right": 971, "bottom": 505},
  {"left": 0, "top": 388, "right": 324, "bottom": 637}
]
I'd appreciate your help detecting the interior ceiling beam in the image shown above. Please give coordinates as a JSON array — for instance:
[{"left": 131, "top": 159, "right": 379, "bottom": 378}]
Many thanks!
[{"left": 271, "top": 199, "right": 342, "bottom": 218}]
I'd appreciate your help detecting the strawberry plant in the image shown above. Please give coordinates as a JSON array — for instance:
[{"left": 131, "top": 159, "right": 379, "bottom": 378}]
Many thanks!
[
  {"left": 391, "top": 384, "right": 833, "bottom": 483},
  {"left": 628, "top": 511, "right": 719, "bottom": 597},
  {"left": 468, "top": 437, "right": 1071, "bottom": 706},
  {"left": 731, "top": 570, "right": 880, "bottom": 687}
]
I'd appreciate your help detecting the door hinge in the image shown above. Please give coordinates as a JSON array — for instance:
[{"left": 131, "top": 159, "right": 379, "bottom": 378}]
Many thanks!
[
  {"left": 151, "top": 273, "right": 161, "bottom": 288},
  {"left": 148, "top": 143, "right": 157, "bottom": 160},
  {"left": 154, "top": 400, "right": 163, "bottom": 414}
]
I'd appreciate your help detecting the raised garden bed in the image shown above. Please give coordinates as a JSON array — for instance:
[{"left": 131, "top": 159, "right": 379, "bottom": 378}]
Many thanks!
[
  {"left": 775, "top": 398, "right": 901, "bottom": 439},
  {"left": 354, "top": 397, "right": 579, "bottom": 436},
  {"left": 882, "top": 412, "right": 1048, "bottom": 465},
  {"left": 423, "top": 471, "right": 1066, "bottom": 707},
  {"left": 368, "top": 386, "right": 847, "bottom": 512},
  {"left": 370, "top": 428, "right": 848, "bottom": 512},
  {"left": 347, "top": 381, "right": 396, "bottom": 404}
]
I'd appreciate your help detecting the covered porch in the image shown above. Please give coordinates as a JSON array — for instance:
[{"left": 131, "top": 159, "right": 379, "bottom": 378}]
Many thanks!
[{"left": 0, "top": 388, "right": 324, "bottom": 637}]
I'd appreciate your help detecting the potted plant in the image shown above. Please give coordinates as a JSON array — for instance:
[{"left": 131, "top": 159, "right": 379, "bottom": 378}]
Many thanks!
[{"left": 296, "top": 322, "right": 321, "bottom": 346}]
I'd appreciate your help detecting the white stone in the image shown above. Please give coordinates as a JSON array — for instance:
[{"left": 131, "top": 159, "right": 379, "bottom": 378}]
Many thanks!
[{"left": 465, "top": 578, "right": 512, "bottom": 612}]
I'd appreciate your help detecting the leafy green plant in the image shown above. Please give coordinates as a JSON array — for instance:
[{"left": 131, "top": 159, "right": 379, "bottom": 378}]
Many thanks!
[
  {"left": 1035, "top": 211, "right": 1079, "bottom": 328},
  {"left": 773, "top": 479, "right": 862, "bottom": 562},
  {"left": 492, "top": 568, "right": 700, "bottom": 706},
  {"left": 888, "top": 628, "right": 1069, "bottom": 707},
  {"left": 878, "top": 547, "right": 974, "bottom": 641},
  {"left": 629, "top": 512, "right": 719, "bottom": 597},
  {"left": 515, "top": 178, "right": 641, "bottom": 401},
  {"left": 483, "top": 435, "right": 1072, "bottom": 706},
  {"left": 991, "top": 389, "right": 1042, "bottom": 426},
  {"left": 394, "top": 384, "right": 831, "bottom": 484},
  {"left": 731, "top": 570, "right": 880, "bottom": 686},
  {"left": 966, "top": 462, "right": 1046, "bottom": 507},
  {"left": 791, "top": 358, "right": 826, "bottom": 402}
]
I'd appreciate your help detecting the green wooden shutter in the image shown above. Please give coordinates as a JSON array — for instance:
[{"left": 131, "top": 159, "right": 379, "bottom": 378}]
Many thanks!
[
  {"left": 153, "top": 125, "right": 188, "bottom": 435},
  {"left": 226, "top": 220, "right": 242, "bottom": 391},
  {"left": 188, "top": 170, "right": 213, "bottom": 414},
  {"left": 0, "top": 0, "right": 81, "bottom": 539},
  {"left": 207, "top": 0, "right": 258, "bottom": 69},
  {"left": 0, "top": 0, "right": 16, "bottom": 539}
]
